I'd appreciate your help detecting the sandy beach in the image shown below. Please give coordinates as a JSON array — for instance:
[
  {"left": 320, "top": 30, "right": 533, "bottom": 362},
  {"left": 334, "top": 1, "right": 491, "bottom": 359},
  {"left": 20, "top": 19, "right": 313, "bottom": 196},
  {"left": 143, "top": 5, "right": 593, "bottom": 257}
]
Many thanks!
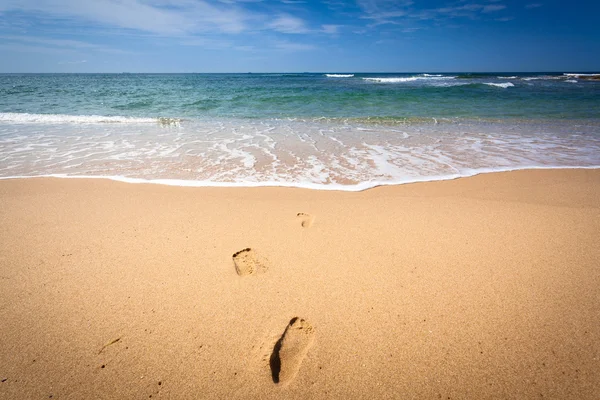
[{"left": 0, "top": 168, "right": 599, "bottom": 399}]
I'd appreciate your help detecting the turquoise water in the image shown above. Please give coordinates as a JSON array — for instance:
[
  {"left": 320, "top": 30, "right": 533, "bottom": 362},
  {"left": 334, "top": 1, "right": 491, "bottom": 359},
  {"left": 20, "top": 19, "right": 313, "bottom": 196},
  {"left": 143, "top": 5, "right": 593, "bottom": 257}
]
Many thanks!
[
  {"left": 2, "top": 72, "right": 600, "bottom": 120},
  {"left": 1, "top": 73, "right": 599, "bottom": 189}
]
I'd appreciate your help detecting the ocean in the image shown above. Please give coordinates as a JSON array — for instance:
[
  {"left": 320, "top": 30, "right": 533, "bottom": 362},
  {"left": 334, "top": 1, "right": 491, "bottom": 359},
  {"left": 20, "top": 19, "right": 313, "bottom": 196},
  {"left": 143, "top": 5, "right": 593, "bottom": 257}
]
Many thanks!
[{"left": 1, "top": 72, "right": 599, "bottom": 190}]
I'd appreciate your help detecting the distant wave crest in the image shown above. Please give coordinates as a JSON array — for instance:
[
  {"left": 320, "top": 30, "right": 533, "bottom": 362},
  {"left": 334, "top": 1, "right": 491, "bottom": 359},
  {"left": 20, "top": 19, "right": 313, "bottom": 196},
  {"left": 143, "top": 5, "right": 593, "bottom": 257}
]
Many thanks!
[
  {"left": 563, "top": 73, "right": 600, "bottom": 78},
  {"left": 0, "top": 112, "right": 181, "bottom": 125},
  {"left": 363, "top": 75, "right": 455, "bottom": 83},
  {"left": 522, "top": 76, "right": 563, "bottom": 81},
  {"left": 363, "top": 77, "right": 418, "bottom": 83},
  {"left": 484, "top": 82, "right": 515, "bottom": 89},
  {"left": 325, "top": 74, "right": 354, "bottom": 78}
]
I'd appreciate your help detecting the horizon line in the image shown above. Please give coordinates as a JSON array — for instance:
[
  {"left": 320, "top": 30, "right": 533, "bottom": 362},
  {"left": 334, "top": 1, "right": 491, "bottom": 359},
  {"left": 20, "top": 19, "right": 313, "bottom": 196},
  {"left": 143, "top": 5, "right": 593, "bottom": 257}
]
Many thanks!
[{"left": 1, "top": 71, "right": 599, "bottom": 74}]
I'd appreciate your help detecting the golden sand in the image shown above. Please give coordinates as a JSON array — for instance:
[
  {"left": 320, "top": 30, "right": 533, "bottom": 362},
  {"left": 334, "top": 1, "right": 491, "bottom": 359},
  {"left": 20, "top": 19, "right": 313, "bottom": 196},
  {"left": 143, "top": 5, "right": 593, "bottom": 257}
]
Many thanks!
[{"left": 0, "top": 169, "right": 599, "bottom": 399}]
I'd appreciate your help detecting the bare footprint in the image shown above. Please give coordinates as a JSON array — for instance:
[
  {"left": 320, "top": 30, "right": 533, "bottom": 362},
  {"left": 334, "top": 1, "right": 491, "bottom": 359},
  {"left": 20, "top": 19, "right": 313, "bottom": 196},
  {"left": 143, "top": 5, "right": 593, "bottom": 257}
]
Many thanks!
[
  {"left": 270, "top": 317, "right": 315, "bottom": 385},
  {"left": 232, "top": 248, "right": 268, "bottom": 276},
  {"left": 296, "top": 213, "right": 315, "bottom": 228}
]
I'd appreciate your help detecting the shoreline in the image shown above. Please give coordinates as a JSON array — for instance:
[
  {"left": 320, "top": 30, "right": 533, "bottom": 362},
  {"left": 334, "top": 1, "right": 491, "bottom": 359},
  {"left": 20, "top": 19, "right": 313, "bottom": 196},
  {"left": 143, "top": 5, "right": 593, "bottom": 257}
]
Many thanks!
[
  {"left": 1, "top": 165, "right": 599, "bottom": 192},
  {"left": 1, "top": 168, "right": 599, "bottom": 399}
]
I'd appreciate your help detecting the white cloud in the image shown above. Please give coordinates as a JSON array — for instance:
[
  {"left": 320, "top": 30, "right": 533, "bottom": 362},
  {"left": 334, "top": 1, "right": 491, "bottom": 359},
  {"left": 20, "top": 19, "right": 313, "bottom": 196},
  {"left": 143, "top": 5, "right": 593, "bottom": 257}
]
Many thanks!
[
  {"left": 268, "top": 14, "right": 309, "bottom": 34},
  {"left": 0, "top": 0, "right": 251, "bottom": 35},
  {"left": 321, "top": 24, "right": 341, "bottom": 34},
  {"left": 357, "top": 0, "right": 413, "bottom": 20},
  {"left": 356, "top": 1, "right": 508, "bottom": 26},
  {"left": 0, "top": 34, "right": 100, "bottom": 49},
  {"left": 429, "top": 3, "right": 508, "bottom": 19},
  {"left": 0, "top": 34, "right": 132, "bottom": 54},
  {"left": 217, "top": 0, "right": 264, "bottom": 3},
  {"left": 482, "top": 4, "right": 506, "bottom": 13},
  {"left": 0, "top": 0, "right": 334, "bottom": 39}
]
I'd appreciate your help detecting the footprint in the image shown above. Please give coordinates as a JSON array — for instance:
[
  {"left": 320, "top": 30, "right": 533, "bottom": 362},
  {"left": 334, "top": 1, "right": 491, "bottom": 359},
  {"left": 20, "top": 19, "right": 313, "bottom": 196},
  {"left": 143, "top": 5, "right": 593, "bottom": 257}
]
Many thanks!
[
  {"left": 232, "top": 248, "right": 268, "bottom": 276},
  {"left": 270, "top": 317, "right": 315, "bottom": 385},
  {"left": 296, "top": 213, "right": 315, "bottom": 228}
]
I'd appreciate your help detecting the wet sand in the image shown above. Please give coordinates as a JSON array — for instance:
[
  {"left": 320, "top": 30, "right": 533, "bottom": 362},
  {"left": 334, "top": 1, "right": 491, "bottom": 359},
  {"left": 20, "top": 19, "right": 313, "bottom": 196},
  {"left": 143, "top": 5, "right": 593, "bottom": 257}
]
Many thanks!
[{"left": 0, "top": 169, "right": 599, "bottom": 399}]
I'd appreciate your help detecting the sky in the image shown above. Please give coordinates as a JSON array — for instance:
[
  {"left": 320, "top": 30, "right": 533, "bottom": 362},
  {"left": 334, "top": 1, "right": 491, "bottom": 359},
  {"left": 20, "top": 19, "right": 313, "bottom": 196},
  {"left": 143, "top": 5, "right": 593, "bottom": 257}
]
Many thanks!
[{"left": 0, "top": 0, "right": 598, "bottom": 73}]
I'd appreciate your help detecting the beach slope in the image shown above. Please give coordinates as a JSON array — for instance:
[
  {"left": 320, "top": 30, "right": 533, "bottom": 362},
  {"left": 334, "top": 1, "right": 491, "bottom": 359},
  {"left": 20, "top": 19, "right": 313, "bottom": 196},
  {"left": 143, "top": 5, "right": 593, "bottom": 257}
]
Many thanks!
[{"left": 0, "top": 169, "right": 599, "bottom": 399}]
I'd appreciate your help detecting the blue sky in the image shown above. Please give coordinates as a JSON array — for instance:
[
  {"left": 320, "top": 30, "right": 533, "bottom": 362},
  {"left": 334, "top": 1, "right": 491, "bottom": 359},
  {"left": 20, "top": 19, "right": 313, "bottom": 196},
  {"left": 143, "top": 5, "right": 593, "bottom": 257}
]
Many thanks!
[{"left": 0, "top": 0, "right": 598, "bottom": 72}]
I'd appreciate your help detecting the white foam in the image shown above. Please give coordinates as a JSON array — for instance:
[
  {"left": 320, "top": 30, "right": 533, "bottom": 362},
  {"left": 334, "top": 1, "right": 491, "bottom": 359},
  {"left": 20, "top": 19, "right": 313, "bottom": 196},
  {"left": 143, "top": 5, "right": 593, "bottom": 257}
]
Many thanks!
[
  {"left": 522, "top": 76, "right": 563, "bottom": 81},
  {"left": 564, "top": 73, "right": 600, "bottom": 77},
  {"left": 422, "top": 74, "right": 444, "bottom": 77},
  {"left": 498, "top": 76, "right": 517, "bottom": 79},
  {"left": 0, "top": 112, "right": 179, "bottom": 125},
  {"left": 325, "top": 74, "right": 354, "bottom": 78},
  {"left": 430, "top": 82, "right": 471, "bottom": 88},
  {"left": 363, "top": 77, "right": 417, "bottom": 83},
  {"left": 363, "top": 76, "right": 455, "bottom": 83},
  {"left": 1, "top": 117, "right": 599, "bottom": 191},
  {"left": 1, "top": 166, "right": 599, "bottom": 192},
  {"left": 484, "top": 82, "right": 514, "bottom": 88},
  {"left": 566, "top": 80, "right": 578, "bottom": 83},
  {"left": 424, "top": 75, "right": 455, "bottom": 80}
]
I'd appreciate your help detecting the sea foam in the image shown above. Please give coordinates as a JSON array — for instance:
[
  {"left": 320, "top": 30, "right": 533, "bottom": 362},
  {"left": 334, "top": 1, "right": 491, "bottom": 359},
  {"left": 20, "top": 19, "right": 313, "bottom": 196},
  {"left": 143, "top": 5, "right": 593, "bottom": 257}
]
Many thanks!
[
  {"left": 563, "top": 73, "right": 600, "bottom": 78},
  {"left": 484, "top": 82, "right": 514, "bottom": 88},
  {"left": 363, "top": 76, "right": 455, "bottom": 83},
  {"left": 325, "top": 74, "right": 354, "bottom": 78},
  {"left": 3, "top": 165, "right": 599, "bottom": 192},
  {"left": 363, "top": 77, "right": 418, "bottom": 83},
  {"left": 1, "top": 117, "right": 598, "bottom": 191},
  {"left": 0, "top": 112, "right": 181, "bottom": 125}
]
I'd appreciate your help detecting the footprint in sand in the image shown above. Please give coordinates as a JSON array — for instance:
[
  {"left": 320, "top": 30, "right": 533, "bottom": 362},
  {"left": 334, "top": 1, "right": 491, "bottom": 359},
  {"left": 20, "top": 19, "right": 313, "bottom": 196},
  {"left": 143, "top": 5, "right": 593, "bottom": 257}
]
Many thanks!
[
  {"left": 232, "top": 248, "right": 268, "bottom": 276},
  {"left": 296, "top": 213, "right": 315, "bottom": 228},
  {"left": 270, "top": 317, "right": 315, "bottom": 385}
]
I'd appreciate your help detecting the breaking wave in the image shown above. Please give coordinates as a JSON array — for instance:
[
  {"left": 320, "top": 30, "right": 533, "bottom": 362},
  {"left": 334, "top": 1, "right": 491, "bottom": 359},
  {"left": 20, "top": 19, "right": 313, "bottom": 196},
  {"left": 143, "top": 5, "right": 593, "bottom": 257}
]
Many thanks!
[
  {"left": 0, "top": 113, "right": 182, "bottom": 126},
  {"left": 484, "top": 82, "right": 515, "bottom": 89},
  {"left": 363, "top": 75, "right": 456, "bottom": 83}
]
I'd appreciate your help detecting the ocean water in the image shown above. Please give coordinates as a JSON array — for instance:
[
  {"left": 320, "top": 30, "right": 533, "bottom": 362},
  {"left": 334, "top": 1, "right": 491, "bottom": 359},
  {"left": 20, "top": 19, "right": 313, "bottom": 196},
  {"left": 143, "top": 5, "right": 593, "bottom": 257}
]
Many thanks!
[{"left": 1, "top": 72, "right": 599, "bottom": 190}]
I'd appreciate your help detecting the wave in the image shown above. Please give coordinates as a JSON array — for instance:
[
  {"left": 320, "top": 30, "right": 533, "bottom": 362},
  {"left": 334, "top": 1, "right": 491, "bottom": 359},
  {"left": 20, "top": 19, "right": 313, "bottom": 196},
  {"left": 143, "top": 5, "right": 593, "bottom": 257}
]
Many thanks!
[
  {"left": 325, "top": 74, "right": 354, "bottom": 78},
  {"left": 564, "top": 73, "right": 600, "bottom": 78},
  {"left": 521, "top": 75, "right": 564, "bottom": 81},
  {"left": 2, "top": 166, "right": 598, "bottom": 192},
  {"left": 484, "top": 82, "right": 515, "bottom": 89},
  {"left": 0, "top": 112, "right": 182, "bottom": 125},
  {"left": 363, "top": 77, "right": 418, "bottom": 83},
  {"left": 363, "top": 76, "right": 455, "bottom": 83},
  {"left": 363, "top": 81, "right": 513, "bottom": 89},
  {"left": 422, "top": 74, "right": 443, "bottom": 77},
  {"left": 455, "top": 74, "right": 492, "bottom": 79},
  {"left": 497, "top": 76, "right": 517, "bottom": 79}
]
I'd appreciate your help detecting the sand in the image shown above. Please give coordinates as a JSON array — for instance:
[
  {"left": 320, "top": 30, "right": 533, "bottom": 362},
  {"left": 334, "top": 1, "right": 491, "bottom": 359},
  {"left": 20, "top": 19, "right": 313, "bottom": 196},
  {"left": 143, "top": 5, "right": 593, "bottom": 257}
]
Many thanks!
[{"left": 0, "top": 169, "right": 599, "bottom": 399}]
